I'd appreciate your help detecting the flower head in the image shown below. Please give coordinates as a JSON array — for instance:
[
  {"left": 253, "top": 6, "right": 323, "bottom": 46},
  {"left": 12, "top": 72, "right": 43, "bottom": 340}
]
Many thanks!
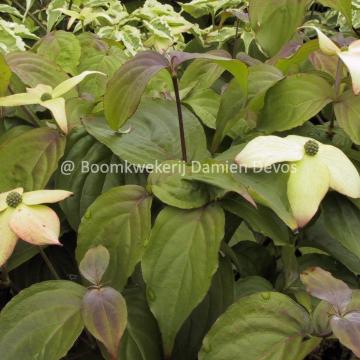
[
  {"left": 0, "top": 188, "right": 72, "bottom": 266},
  {"left": 0, "top": 71, "right": 105, "bottom": 134},
  {"left": 309, "top": 27, "right": 360, "bottom": 95},
  {"left": 235, "top": 135, "right": 360, "bottom": 228}
]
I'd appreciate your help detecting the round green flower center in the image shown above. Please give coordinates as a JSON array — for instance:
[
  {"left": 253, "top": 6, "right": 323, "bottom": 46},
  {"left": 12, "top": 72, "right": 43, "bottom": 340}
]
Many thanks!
[
  {"left": 6, "top": 191, "right": 22, "bottom": 208},
  {"left": 40, "top": 93, "right": 52, "bottom": 102},
  {"left": 304, "top": 140, "right": 319, "bottom": 156}
]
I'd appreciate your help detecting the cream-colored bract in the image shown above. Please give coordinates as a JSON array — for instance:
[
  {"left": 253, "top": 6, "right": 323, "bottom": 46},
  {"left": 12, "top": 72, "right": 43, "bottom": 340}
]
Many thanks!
[
  {"left": 309, "top": 27, "right": 360, "bottom": 95},
  {"left": 235, "top": 135, "right": 360, "bottom": 228},
  {"left": 0, "top": 188, "right": 73, "bottom": 266},
  {"left": 0, "top": 71, "right": 105, "bottom": 134}
]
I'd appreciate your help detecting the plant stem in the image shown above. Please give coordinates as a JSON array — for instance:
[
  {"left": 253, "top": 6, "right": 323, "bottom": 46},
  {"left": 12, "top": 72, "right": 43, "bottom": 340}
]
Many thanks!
[
  {"left": 12, "top": 0, "right": 47, "bottom": 32},
  {"left": 171, "top": 73, "right": 188, "bottom": 163},
  {"left": 0, "top": 265, "right": 11, "bottom": 287},
  {"left": 38, "top": 247, "right": 61, "bottom": 280},
  {"left": 68, "top": 0, "right": 74, "bottom": 10},
  {"left": 232, "top": 18, "right": 240, "bottom": 59},
  {"left": 328, "top": 59, "right": 343, "bottom": 138},
  {"left": 334, "top": 59, "right": 344, "bottom": 99},
  {"left": 221, "top": 242, "right": 243, "bottom": 275},
  {"left": 8, "top": 86, "right": 42, "bottom": 127}
]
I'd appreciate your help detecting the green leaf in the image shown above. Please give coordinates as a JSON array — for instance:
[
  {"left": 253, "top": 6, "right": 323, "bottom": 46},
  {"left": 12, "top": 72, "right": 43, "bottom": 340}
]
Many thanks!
[
  {"left": 199, "top": 292, "right": 321, "bottom": 360},
  {"left": 79, "top": 245, "right": 110, "bottom": 285},
  {"left": 222, "top": 197, "right": 290, "bottom": 246},
  {"left": 142, "top": 204, "right": 225, "bottom": 356},
  {"left": 212, "top": 79, "right": 248, "bottom": 151},
  {"left": 0, "top": 53, "right": 11, "bottom": 96},
  {"left": 234, "top": 170, "right": 297, "bottom": 230},
  {"left": 257, "top": 73, "right": 333, "bottom": 133},
  {"left": 0, "top": 280, "right": 85, "bottom": 360},
  {"left": 78, "top": 48, "right": 126, "bottom": 98},
  {"left": 334, "top": 90, "right": 360, "bottom": 145},
  {"left": 104, "top": 50, "right": 248, "bottom": 131},
  {"left": 303, "top": 212, "right": 360, "bottom": 275},
  {"left": 104, "top": 51, "right": 169, "bottom": 130},
  {"left": 248, "top": 64, "right": 284, "bottom": 99},
  {"left": 234, "top": 276, "right": 273, "bottom": 299},
  {"left": 120, "top": 288, "right": 163, "bottom": 360},
  {"left": 180, "top": 50, "right": 228, "bottom": 91},
  {"left": 0, "top": 128, "right": 65, "bottom": 191},
  {"left": 55, "top": 128, "right": 124, "bottom": 229},
  {"left": 84, "top": 99, "right": 210, "bottom": 166},
  {"left": 77, "top": 185, "right": 152, "bottom": 291},
  {"left": 249, "top": 0, "right": 310, "bottom": 56},
  {"left": 5, "top": 52, "right": 72, "bottom": 91},
  {"left": 173, "top": 257, "right": 235, "bottom": 360},
  {"left": 183, "top": 160, "right": 254, "bottom": 204},
  {"left": 321, "top": 193, "right": 360, "bottom": 265},
  {"left": 274, "top": 40, "right": 319, "bottom": 74},
  {"left": 183, "top": 89, "right": 220, "bottom": 129},
  {"left": 148, "top": 160, "right": 210, "bottom": 209},
  {"left": 318, "top": 0, "right": 352, "bottom": 25},
  {"left": 83, "top": 287, "right": 127, "bottom": 359},
  {"left": 36, "top": 31, "right": 81, "bottom": 75}
]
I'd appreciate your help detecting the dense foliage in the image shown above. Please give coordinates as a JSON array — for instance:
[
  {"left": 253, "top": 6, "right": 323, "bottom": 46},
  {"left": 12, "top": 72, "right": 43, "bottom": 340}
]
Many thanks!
[{"left": 1, "top": 0, "right": 360, "bottom": 359}]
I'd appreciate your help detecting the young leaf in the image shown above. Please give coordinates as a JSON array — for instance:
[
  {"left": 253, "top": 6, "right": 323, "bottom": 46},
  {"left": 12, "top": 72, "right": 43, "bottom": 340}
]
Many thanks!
[
  {"left": 0, "top": 281, "right": 85, "bottom": 360},
  {"left": 82, "top": 287, "right": 127, "bottom": 360},
  {"left": 104, "top": 51, "right": 170, "bottom": 130},
  {"left": 331, "top": 312, "right": 360, "bottom": 358},
  {"left": 142, "top": 204, "right": 225, "bottom": 356},
  {"left": 301, "top": 267, "right": 352, "bottom": 314},
  {"left": 199, "top": 292, "right": 321, "bottom": 360},
  {"left": 5, "top": 52, "right": 72, "bottom": 91},
  {"left": 77, "top": 185, "right": 152, "bottom": 291},
  {"left": 79, "top": 245, "right": 110, "bottom": 285}
]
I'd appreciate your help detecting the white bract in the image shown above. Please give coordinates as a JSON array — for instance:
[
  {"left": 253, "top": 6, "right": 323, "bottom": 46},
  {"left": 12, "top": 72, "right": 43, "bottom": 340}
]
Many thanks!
[
  {"left": 235, "top": 135, "right": 360, "bottom": 228},
  {"left": 0, "top": 188, "right": 73, "bottom": 266},
  {"left": 310, "top": 26, "right": 360, "bottom": 95},
  {"left": 0, "top": 71, "right": 105, "bottom": 134}
]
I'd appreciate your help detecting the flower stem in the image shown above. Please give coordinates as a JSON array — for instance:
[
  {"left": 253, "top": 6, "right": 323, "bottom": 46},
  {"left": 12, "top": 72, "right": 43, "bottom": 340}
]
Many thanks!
[
  {"left": 171, "top": 73, "right": 188, "bottom": 163},
  {"left": 38, "top": 247, "right": 61, "bottom": 280}
]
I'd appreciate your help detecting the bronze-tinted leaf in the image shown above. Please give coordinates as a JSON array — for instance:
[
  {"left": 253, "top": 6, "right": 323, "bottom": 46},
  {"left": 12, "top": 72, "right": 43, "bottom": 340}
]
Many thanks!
[
  {"left": 104, "top": 51, "right": 169, "bottom": 130},
  {"left": 300, "top": 267, "right": 352, "bottom": 314},
  {"left": 331, "top": 312, "right": 360, "bottom": 357},
  {"left": 82, "top": 287, "right": 127, "bottom": 359},
  {"left": 79, "top": 245, "right": 110, "bottom": 285}
]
